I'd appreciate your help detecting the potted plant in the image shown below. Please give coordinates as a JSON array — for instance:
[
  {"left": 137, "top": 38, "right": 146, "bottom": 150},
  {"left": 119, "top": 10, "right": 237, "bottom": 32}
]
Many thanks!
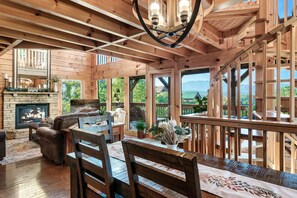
[
  {"left": 50, "top": 75, "right": 60, "bottom": 92},
  {"left": 148, "top": 120, "right": 190, "bottom": 150},
  {"left": 136, "top": 120, "right": 146, "bottom": 139}
]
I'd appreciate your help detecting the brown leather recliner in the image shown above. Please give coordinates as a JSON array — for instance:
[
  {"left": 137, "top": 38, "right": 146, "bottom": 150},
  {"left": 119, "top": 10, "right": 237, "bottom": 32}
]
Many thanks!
[
  {"left": 0, "top": 130, "right": 6, "bottom": 160},
  {"left": 37, "top": 111, "right": 100, "bottom": 164}
]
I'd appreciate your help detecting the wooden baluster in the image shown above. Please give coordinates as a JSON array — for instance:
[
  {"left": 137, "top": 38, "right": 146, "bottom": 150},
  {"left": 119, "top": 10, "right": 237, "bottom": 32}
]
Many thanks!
[
  {"left": 201, "top": 124, "right": 206, "bottom": 154},
  {"left": 263, "top": 130, "right": 267, "bottom": 167},
  {"left": 279, "top": 132, "right": 285, "bottom": 171},
  {"left": 220, "top": 74, "right": 223, "bottom": 118},
  {"left": 191, "top": 123, "right": 196, "bottom": 152},
  {"left": 210, "top": 125, "right": 215, "bottom": 156},
  {"left": 234, "top": 128, "right": 238, "bottom": 161},
  {"left": 220, "top": 126, "right": 226, "bottom": 158},
  {"left": 228, "top": 127, "right": 231, "bottom": 159},
  {"left": 248, "top": 51, "right": 253, "bottom": 164},
  {"left": 236, "top": 60, "right": 241, "bottom": 158},
  {"left": 276, "top": 32, "right": 281, "bottom": 122},
  {"left": 291, "top": 140, "right": 296, "bottom": 173},
  {"left": 227, "top": 67, "right": 231, "bottom": 118},
  {"left": 290, "top": 25, "right": 295, "bottom": 123},
  {"left": 262, "top": 40, "right": 267, "bottom": 121},
  {"left": 198, "top": 124, "right": 203, "bottom": 153},
  {"left": 194, "top": 124, "right": 199, "bottom": 152}
]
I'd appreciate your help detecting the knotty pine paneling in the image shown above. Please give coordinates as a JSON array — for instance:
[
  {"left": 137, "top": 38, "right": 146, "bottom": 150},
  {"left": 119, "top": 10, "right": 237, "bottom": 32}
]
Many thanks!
[
  {"left": 0, "top": 49, "right": 94, "bottom": 128},
  {"left": 93, "top": 60, "right": 147, "bottom": 79},
  {"left": 0, "top": 50, "right": 13, "bottom": 128}
]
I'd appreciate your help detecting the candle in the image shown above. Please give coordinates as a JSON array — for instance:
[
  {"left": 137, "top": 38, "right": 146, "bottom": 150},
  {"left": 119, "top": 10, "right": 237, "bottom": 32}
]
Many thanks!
[
  {"left": 4, "top": 74, "right": 8, "bottom": 79},
  {"left": 8, "top": 77, "right": 12, "bottom": 83}
]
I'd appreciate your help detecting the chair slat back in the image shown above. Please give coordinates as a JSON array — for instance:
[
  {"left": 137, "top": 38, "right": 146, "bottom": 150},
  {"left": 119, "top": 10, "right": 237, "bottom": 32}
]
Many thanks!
[
  {"left": 78, "top": 112, "right": 113, "bottom": 142},
  {"left": 122, "top": 139, "right": 202, "bottom": 198},
  {"left": 71, "top": 128, "right": 114, "bottom": 198}
]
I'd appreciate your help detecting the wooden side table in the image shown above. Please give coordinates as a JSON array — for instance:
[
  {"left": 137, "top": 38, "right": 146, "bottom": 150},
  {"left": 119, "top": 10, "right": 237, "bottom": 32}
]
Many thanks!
[{"left": 28, "top": 123, "right": 39, "bottom": 141}]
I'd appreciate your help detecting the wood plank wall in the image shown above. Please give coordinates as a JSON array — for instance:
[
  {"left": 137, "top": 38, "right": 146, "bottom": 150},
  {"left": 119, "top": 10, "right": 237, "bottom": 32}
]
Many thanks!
[
  {"left": 0, "top": 50, "right": 13, "bottom": 128},
  {"left": 51, "top": 50, "right": 94, "bottom": 115},
  {"left": 0, "top": 49, "right": 93, "bottom": 128}
]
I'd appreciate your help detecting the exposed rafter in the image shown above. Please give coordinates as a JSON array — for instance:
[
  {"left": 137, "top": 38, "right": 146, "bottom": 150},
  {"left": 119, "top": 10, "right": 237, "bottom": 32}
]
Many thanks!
[{"left": 0, "top": 39, "right": 22, "bottom": 57}]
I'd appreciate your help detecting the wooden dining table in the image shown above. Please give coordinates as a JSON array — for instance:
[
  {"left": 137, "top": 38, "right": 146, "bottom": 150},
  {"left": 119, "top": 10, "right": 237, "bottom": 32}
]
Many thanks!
[{"left": 65, "top": 139, "right": 297, "bottom": 198}]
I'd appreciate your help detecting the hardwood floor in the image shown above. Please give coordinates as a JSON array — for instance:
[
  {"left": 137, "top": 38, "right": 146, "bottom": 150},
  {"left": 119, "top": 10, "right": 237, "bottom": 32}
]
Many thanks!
[{"left": 0, "top": 157, "right": 70, "bottom": 198}]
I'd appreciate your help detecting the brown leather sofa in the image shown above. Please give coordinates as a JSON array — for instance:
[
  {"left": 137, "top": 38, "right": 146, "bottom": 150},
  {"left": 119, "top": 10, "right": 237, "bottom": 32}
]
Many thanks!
[
  {"left": 37, "top": 111, "right": 100, "bottom": 164},
  {"left": 0, "top": 130, "right": 6, "bottom": 160}
]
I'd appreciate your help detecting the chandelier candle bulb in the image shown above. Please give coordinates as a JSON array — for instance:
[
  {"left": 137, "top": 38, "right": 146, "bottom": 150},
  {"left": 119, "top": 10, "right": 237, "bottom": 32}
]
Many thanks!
[
  {"left": 150, "top": 2, "right": 160, "bottom": 25},
  {"left": 4, "top": 74, "right": 8, "bottom": 80}
]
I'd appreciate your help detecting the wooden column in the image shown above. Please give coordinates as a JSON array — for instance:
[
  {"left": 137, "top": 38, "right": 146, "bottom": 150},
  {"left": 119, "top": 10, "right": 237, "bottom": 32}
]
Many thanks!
[
  {"left": 173, "top": 62, "right": 181, "bottom": 124},
  {"left": 124, "top": 76, "right": 130, "bottom": 132},
  {"left": 106, "top": 78, "right": 112, "bottom": 111}
]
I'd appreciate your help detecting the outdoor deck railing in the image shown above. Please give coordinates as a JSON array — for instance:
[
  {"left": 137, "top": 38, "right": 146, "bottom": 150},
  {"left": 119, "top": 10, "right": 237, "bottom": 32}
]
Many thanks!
[{"left": 180, "top": 114, "right": 297, "bottom": 173}]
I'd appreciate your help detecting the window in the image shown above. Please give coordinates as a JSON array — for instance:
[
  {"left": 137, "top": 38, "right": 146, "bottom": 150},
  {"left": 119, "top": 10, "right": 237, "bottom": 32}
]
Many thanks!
[
  {"left": 129, "top": 76, "right": 146, "bottom": 130},
  {"left": 111, "top": 78, "right": 124, "bottom": 110},
  {"left": 154, "top": 75, "right": 171, "bottom": 122},
  {"left": 97, "top": 54, "right": 108, "bottom": 65},
  {"left": 98, "top": 79, "right": 107, "bottom": 111},
  {"left": 181, "top": 69, "right": 209, "bottom": 115},
  {"left": 62, "top": 80, "right": 82, "bottom": 114}
]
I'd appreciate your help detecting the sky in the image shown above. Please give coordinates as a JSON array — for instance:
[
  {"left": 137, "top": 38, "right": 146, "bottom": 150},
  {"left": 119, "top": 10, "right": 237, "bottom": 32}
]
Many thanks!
[{"left": 278, "top": 0, "right": 294, "bottom": 18}]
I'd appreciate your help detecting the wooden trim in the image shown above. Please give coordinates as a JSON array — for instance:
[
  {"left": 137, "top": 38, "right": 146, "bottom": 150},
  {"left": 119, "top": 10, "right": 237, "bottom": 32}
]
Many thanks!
[{"left": 290, "top": 25, "right": 296, "bottom": 122}]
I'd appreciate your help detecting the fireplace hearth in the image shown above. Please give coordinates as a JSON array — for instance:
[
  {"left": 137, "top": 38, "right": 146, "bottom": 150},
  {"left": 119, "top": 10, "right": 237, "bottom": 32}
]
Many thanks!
[{"left": 15, "top": 104, "right": 49, "bottom": 129}]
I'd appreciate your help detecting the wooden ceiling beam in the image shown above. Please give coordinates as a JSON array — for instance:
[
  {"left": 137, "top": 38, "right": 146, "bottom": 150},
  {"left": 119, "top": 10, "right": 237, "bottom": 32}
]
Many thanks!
[
  {"left": 8, "top": 0, "right": 131, "bottom": 38},
  {"left": 69, "top": 0, "right": 210, "bottom": 54},
  {"left": 135, "top": 34, "right": 192, "bottom": 57},
  {"left": 0, "top": 36, "right": 12, "bottom": 45},
  {"left": 0, "top": 44, "right": 8, "bottom": 49},
  {"left": 101, "top": 46, "right": 160, "bottom": 62},
  {"left": 113, "top": 40, "right": 174, "bottom": 60},
  {"left": 0, "top": 27, "right": 85, "bottom": 51},
  {"left": 95, "top": 50, "right": 150, "bottom": 64},
  {"left": 5, "top": 1, "right": 172, "bottom": 60},
  {"left": 0, "top": 16, "right": 100, "bottom": 49},
  {"left": 0, "top": 39, "right": 22, "bottom": 57},
  {"left": 14, "top": 41, "right": 59, "bottom": 49},
  {"left": 0, "top": 1, "right": 111, "bottom": 44},
  {"left": 204, "top": 7, "right": 259, "bottom": 21}
]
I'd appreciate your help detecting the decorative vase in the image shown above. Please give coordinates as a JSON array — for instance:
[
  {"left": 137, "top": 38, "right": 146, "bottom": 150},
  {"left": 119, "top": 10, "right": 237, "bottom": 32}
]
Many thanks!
[
  {"left": 145, "top": 132, "right": 152, "bottom": 139},
  {"left": 53, "top": 82, "right": 58, "bottom": 92},
  {"left": 166, "top": 144, "right": 178, "bottom": 150}
]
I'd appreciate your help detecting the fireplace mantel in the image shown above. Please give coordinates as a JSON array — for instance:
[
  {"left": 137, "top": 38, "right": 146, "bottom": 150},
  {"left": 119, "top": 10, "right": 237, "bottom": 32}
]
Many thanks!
[{"left": 3, "top": 91, "right": 58, "bottom": 97}]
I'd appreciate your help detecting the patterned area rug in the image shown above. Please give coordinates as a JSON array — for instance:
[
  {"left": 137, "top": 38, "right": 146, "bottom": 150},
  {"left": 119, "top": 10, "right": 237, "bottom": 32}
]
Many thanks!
[{"left": 0, "top": 138, "right": 42, "bottom": 165}]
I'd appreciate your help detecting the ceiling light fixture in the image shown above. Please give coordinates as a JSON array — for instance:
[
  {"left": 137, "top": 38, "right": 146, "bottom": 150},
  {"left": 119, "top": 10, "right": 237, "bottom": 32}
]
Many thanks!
[{"left": 132, "top": 0, "right": 202, "bottom": 48}]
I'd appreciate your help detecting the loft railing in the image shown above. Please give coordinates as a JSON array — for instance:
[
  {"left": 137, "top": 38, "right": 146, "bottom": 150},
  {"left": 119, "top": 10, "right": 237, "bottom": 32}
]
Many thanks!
[{"left": 16, "top": 49, "right": 49, "bottom": 70}]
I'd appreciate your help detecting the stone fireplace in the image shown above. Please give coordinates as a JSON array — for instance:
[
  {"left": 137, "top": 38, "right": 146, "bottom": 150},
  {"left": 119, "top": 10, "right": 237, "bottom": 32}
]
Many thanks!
[{"left": 3, "top": 92, "right": 58, "bottom": 134}]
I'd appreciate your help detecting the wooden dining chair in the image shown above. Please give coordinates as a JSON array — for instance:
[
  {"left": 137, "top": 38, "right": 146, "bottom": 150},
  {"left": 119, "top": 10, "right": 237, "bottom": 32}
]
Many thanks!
[
  {"left": 78, "top": 112, "right": 114, "bottom": 143},
  {"left": 70, "top": 128, "right": 117, "bottom": 198},
  {"left": 122, "top": 139, "right": 202, "bottom": 198}
]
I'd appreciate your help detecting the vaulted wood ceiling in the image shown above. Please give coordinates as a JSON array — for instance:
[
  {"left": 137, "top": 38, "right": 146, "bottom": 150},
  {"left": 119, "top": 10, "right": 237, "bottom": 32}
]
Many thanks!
[{"left": 0, "top": 0, "right": 259, "bottom": 63}]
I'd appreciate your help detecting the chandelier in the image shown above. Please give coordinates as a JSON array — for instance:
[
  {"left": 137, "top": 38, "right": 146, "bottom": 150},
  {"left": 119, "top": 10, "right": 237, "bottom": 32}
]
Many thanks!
[{"left": 132, "top": 0, "right": 202, "bottom": 48}]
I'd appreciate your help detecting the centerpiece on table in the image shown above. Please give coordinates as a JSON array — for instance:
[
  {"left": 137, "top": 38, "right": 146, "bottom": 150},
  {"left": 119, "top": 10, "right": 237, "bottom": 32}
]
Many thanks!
[{"left": 149, "top": 120, "right": 191, "bottom": 150}]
